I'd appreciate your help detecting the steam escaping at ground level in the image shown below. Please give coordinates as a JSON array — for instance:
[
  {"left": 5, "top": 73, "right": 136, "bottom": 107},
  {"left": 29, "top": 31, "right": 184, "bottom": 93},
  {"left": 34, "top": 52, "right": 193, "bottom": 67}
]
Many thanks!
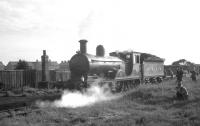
[{"left": 37, "top": 79, "right": 119, "bottom": 108}]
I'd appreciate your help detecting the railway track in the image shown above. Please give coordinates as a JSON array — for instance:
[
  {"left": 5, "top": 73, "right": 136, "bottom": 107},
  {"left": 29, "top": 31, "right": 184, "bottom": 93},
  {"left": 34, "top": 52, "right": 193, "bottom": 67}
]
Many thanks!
[
  {"left": 0, "top": 93, "right": 62, "bottom": 120},
  {"left": 0, "top": 104, "right": 40, "bottom": 119}
]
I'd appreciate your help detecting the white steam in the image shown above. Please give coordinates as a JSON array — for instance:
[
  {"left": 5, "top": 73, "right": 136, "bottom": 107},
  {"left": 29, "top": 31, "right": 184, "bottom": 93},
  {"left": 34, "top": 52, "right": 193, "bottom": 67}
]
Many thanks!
[
  {"left": 37, "top": 80, "right": 118, "bottom": 108},
  {"left": 78, "top": 11, "right": 94, "bottom": 38}
]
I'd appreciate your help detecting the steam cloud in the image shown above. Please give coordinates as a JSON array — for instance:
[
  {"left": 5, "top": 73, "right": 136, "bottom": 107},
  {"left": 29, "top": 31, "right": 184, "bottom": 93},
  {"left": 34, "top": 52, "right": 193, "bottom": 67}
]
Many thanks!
[
  {"left": 37, "top": 80, "right": 118, "bottom": 108},
  {"left": 78, "top": 11, "right": 94, "bottom": 38}
]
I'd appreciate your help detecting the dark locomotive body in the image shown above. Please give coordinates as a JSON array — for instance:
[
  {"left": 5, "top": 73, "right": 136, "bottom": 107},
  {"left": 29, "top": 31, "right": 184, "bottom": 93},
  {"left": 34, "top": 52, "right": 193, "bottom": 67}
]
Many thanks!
[
  {"left": 110, "top": 51, "right": 164, "bottom": 85},
  {"left": 69, "top": 53, "right": 124, "bottom": 83},
  {"left": 70, "top": 54, "right": 124, "bottom": 77},
  {"left": 68, "top": 40, "right": 165, "bottom": 92}
]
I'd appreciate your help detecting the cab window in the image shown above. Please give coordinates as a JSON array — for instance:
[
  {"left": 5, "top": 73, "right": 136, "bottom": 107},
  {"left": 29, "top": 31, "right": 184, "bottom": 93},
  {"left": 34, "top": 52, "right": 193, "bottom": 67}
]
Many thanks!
[{"left": 135, "top": 55, "right": 140, "bottom": 64}]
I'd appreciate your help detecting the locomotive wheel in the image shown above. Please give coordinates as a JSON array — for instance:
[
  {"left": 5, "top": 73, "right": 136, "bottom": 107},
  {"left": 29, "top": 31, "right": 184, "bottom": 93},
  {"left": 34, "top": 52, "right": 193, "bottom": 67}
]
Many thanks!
[
  {"left": 145, "top": 78, "right": 150, "bottom": 84},
  {"left": 156, "top": 77, "right": 162, "bottom": 83},
  {"left": 124, "top": 81, "right": 128, "bottom": 92},
  {"left": 121, "top": 82, "right": 125, "bottom": 92},
  {"left": 99, "top": 73, "right": 105, "bottom": 78},
  {"left": 115, "top": 81, "right": 122, "bottom": 92},
  {"left": 124, "top": 81, "right": 128, "bottom": 91},
  {"left": 150, "top": 77, "right": 157, "bottom": 84},
  {"left": 128, "top": 81, "right": 132, "bottom": 89},
  {"left": 115, "top": 79, "right": 140, "bottom": 92},
  {"left": 115, "top": 70, "right": 126, "bottom": 78},
  {"left": 135, "top": 79, "right": 140, "bottom": 87},
  {"left": 127, "top": 81, "right": 131, "bottom": 90},
  {"left": 118, "top": 81, "right": 126, "bottom": 92},
  {"left": 122, "top": 81, "right": 129, "bottom": 92},
  {"left": 127, "top": 81, "right": 130, "bottom": 90}
]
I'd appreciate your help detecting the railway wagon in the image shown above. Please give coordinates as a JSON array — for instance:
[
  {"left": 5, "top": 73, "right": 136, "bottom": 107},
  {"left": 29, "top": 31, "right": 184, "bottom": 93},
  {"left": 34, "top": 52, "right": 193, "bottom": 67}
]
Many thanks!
[{"left": 140, "top": 53, "right": 165, "bottom": 83}]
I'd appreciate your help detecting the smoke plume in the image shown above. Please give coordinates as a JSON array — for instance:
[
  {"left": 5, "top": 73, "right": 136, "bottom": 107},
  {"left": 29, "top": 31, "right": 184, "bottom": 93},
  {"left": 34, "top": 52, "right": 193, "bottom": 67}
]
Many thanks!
[
  {"left": 37, "top": 80, "right": 118, "bottom": 108},
  {"left": 78, "top": 11, "right": 94, "bottom": 38}
]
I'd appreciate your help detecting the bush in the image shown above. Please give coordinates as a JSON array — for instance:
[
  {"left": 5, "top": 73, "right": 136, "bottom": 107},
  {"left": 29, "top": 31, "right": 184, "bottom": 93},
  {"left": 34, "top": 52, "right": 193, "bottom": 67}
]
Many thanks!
[{"left": 15, "top": 60, "right": 30, "bottom": 70}]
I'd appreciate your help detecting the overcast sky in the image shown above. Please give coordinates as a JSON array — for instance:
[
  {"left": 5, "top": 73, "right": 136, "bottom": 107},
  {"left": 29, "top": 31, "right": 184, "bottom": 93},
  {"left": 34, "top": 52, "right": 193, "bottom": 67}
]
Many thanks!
[{"left": 0, "top": 0, "right": 200, "bottom": 65}]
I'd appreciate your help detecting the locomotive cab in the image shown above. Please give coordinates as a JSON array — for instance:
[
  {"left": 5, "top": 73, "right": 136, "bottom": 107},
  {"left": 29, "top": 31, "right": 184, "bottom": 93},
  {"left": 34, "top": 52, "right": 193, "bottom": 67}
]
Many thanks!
[
  {"left": 110, "top": 51, "right": 141, "bottom": 78},
  {"left": 109, "top": 51, "right": 142, "bottom": 91}
]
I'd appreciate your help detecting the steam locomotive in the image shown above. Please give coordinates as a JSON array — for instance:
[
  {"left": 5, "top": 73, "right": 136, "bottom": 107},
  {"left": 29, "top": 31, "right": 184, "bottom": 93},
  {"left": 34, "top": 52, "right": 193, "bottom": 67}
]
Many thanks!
[{"left": 68, "top": 40, "right": 165, "bottom": 92}]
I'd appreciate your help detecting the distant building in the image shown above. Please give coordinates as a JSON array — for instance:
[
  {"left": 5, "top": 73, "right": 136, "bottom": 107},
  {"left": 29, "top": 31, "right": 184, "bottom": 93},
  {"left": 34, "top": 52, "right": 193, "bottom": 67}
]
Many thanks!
[
  {"left": 5, "top": 50, "right": 60, "bottom": 70},
  {"left": 48, "top": 61, "right": 59, "bottom": 70},
  {"left": 0, "top": 62, "right": 5, "bottom": 70},
  {"left": 5, "top": 60, "right": 59, "bottom": 70},
  {"left": 59, "top": 61, "right": 69, "bottom": 71},
  {"left": 5, "top": 61, "right": 18, "bottom": 70}
]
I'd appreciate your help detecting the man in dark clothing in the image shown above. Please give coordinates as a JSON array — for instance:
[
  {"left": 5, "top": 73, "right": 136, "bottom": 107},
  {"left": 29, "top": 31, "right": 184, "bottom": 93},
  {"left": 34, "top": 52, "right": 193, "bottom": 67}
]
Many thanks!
[
  {"left": 169, "top": 69, "right": 174, "bottom": 79},
  {"left": 175, "top": 67, "right": 188, "bottom": 100},
  {"left": 176, "top": 67, "right": 184, "bottom": 83},
  {"left": 176, "top": 82, "right": 188, "bottom": 100},
  {"left": 191, "top": 70, "right": 197, "bottom": 81}
]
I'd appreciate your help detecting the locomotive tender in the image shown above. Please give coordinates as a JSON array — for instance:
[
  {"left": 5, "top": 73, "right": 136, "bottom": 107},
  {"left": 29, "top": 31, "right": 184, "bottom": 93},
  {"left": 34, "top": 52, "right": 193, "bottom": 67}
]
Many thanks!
[{"left": 69, "top": 40, "right": 165, "bottom": 92}]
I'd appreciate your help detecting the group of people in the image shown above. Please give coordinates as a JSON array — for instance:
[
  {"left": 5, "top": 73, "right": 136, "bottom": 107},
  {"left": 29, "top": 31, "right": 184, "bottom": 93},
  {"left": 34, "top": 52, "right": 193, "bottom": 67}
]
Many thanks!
[{"left": 172, "top": 66, "right": 199, "bottom": 100}]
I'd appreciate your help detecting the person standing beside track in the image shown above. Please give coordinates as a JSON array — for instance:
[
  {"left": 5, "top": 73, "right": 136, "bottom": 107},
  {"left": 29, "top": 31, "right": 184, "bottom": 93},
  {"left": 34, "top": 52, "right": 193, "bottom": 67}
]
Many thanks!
[
  {"left": 175, "top": 67, "right": 189, "bottom": 100},
  {"left": 191, "top": 70, "right": 197, "bottom": 81},
  {"left": 169, "top": 69, "right": 174, "bottom": 79},
  {"left": 176, "top": 67, "right": 184, "bottom": 84}
]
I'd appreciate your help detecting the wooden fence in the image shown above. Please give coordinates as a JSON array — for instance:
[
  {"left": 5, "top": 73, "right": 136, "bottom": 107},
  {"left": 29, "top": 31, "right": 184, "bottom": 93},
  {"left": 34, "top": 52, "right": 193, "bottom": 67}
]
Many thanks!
[
  {"left": 49, "top": 70, "right": 71, "bottom": 82},
  {"left": 0, "top": 70, "right": 70, "bottom": 90}
]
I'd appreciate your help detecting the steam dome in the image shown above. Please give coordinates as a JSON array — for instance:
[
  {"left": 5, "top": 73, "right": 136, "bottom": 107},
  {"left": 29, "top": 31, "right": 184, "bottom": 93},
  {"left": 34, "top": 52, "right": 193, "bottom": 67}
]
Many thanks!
[{"left": 96, "top": 45, "right": 105, "bottom": 57}]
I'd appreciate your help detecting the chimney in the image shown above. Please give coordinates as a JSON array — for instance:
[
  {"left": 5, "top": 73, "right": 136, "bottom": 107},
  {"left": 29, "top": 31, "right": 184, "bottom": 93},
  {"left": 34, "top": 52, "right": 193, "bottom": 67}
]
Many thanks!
[
  {"left": 43, "top": 50, "right": 46, "bottom": 55},
  {"left": 41, "top": 50, "right": 49, "bottom": 81},
  {"left": 79, "top": 39, "right": 87, "bottom": 54}
]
